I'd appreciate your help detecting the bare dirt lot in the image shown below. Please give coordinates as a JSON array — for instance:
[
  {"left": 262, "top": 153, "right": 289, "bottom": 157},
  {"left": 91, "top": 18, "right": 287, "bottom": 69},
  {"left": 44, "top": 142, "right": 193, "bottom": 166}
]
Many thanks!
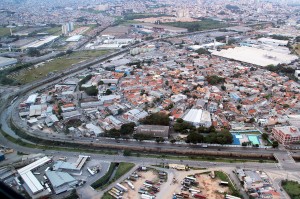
[
  {"left": 122, "top": 169, "right": 163, "bottom": 199},
  {"left": 157, "top": 169, "right": 229, "bottom": 199}
]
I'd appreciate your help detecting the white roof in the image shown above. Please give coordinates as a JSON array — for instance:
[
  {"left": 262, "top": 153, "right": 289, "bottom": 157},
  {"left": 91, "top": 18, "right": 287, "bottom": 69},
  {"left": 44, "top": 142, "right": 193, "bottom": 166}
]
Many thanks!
[
  {"left": 66, "top": 35, "right": 82, "bottom": 42},
  {"left": 183, "top": 109, "right": 203, "bottom": 123},
  {"left": 86, "top": 123, "right": 103, "bottom": 135},
  {"left": 26, "top": 93, "right": 38, "bottom": 104},
  {"left": 258, "top": 38, "right": 289, "bottom": 46},
  {"left": 212, "top": 46, "right": 298, "bottom": 67},
  {"left": 22, "top": 36, "right": 59, "bottom": 49},
  {"left": 18, "top": 156, "right": 51, "bottom": 194}
]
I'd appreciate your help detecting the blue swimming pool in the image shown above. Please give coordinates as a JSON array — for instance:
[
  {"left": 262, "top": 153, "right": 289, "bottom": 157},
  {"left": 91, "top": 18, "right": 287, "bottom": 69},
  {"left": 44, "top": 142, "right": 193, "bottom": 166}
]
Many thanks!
[{"left": 232, "top": 134, "right": 241, "bottom": 145}]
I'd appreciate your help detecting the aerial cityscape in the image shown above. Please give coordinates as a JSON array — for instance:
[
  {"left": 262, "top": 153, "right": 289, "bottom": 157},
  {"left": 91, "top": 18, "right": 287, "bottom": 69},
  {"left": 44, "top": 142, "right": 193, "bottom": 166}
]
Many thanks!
[{"left": 1, "top": 0, "right": 300, "bottom": 199}]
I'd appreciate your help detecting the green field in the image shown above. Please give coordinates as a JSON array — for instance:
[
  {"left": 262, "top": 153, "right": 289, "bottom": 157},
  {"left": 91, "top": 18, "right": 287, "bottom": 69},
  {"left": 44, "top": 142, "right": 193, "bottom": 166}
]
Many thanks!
[
  {"left": 111, "top": 162, "right": 135, "bottom": 181},
  {"left": 282, "top": 180, "right": 300, "bottom": 199},
  {"left": 0, "top": 27, "right": 11, "bottom": 37},
  {"left": 45, "top": 26, "right": 61, "bottom": 35},
  {"left": 11, "top": 50, "right": 110, "bottom": 84},
  {"left": 164, "top": 18, "right": 230, "bottom": 32}
]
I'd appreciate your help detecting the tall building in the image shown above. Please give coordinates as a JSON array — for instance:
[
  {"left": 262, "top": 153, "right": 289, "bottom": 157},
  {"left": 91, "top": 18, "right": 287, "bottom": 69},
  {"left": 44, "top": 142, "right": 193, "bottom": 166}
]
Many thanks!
[{"left": 62, "top": 22, "right": 74, "bottom": 35}]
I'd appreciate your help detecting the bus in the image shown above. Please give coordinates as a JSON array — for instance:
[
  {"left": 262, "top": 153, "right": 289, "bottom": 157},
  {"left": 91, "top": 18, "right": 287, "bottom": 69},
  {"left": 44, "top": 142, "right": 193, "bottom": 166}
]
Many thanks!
[{"left": 219, "top": 181, "right": 229, "bottom": 186}]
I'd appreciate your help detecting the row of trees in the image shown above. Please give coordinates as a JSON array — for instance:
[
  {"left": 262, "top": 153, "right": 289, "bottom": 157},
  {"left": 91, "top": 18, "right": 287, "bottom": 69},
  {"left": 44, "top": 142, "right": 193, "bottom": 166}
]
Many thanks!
[
  {"left": 186, "top": 129, "right": 233, "bottom": 145},
  {"left": 139, "top": 112, "right": 170, "bottom": 126}
]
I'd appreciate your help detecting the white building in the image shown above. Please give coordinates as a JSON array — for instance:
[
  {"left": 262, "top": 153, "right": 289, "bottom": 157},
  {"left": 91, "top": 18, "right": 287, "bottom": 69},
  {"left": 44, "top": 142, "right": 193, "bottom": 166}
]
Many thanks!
[
  {"left": 17, "top": 157, "right": 51, "bottom": 197},
  {"left": 182, "top": 109, "right": 212, "bottom": 128}
]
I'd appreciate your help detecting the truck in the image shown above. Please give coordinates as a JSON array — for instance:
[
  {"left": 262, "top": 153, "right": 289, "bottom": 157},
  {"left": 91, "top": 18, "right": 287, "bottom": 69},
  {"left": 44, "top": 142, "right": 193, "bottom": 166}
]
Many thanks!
[
  {"left": 125, "top": 180, "right": 135, "bottom": 190},
  {"left": 141, "top": 194, "right": 155, "bottom": 199},
  {"left": 188, "top": 188, "right": 201, "bottom": 193},
  {"left": 219, "top": 181, "right": 229, "bottom": 186},
  {"left": 116, "top": 183, "right": 128, "bottom": 192},
  {"left": 192, "top": 193, "right": 206, "bottom": 199},
  {"left": 225, "top": 194, "right": 241, "bottom": 199},
  {"left": 143, "top": 182, "right": 153, "bottom": 188},
  {"left": 185, "top": 176, "right": 196, "bottom": 182},
  {"left": 139, "top": 166, "right": 148, "bottom": 171},
  {"left": 210, "top": 171, "right": 215, "bottom": 179}
]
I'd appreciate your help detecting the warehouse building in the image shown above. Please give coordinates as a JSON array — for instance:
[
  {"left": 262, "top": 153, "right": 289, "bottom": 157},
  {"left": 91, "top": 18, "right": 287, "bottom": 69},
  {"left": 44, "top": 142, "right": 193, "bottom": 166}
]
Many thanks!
[
  {"left": 17, "top": 156, "right": 51, "bottom": 198},
  {"left": 136, "top": 125, "right": 170, "bottom": 139},
  {"left": 45, "top": 170, "right": 78, "bottom": 194},
  {"left": 182, "top": 109, "right": 212, "bottom": 128}
]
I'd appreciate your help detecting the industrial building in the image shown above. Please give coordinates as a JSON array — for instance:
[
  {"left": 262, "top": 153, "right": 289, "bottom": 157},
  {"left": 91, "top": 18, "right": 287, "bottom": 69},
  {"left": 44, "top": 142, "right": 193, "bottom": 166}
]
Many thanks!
[
  {"left": 182, "top": 109, "right": 212, "bottom": 128},
  {"left": 52, "top": 155, "right": 90, "bottom": 175},
  {"left": 135, "top": 125, "right": 170, "bottom": 139},
  {"left": 22, "top": 36, "right": 59, "bottom": 49},
  {"left": 17, "top": 156, "right": 52, "bottom": 198},
  {"left": 45, "top": 170, "right": 78, "bottom": 194},
  {"left": 66, "top": 35, "right": 83, "bottom": 42},
  {"left": 0, "top": 56, "right": 17, "bottom": 69},
  {"left": 212, "top": 46, "right": 298, "bottom": 67}
]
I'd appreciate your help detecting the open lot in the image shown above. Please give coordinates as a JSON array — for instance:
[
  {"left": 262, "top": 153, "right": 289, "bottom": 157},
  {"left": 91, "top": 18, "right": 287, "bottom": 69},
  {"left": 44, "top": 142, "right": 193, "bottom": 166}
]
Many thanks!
[
  {"left": 0, "top": 27, "right": 11, "bottom": 37},
  {"left": 122, "top": 169, "right": 163, "bottom": 199},
  {"left": 294, "top": 43, "right": 300, "bottom": 55},
  {"left": 9, "top": 50, "right": 110, "bottom": 84}
]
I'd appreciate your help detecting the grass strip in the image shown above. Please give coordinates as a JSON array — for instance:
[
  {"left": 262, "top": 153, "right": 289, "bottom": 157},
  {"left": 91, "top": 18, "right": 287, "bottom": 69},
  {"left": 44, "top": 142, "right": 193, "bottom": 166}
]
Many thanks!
[
  {"left": 282, "top": 180, "right": 300, "bottom": 199},
  {"left": 215, "top": 171, "right": 242, "bottom": 198},
  {"left": 91, "top": 163, "right": 118, "bottom": 189}
]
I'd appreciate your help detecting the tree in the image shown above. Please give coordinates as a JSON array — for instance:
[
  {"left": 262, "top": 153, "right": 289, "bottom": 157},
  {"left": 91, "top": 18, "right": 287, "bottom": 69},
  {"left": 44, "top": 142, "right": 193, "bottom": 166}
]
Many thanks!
[
  {"left": 186, "top": 132, "right": 204, "bottom": 144},
  {"left": 195, "top": 48, "right": 210, "bottom": 55},
  {"left": 84, "top": 86, "right": 98, "bottom": 96},
  {"left": 156, "top": 137, "right": 165, "bottom": 143},
  {"left": 272, "top": 141, "right": 279, "bottom": 148},
  {"left": 170, "top": 139, "right": 176, "bottom": 144},
  {"left": 123, "top": 150, "right": 132, "bottom": 156},
  {"left": 140, "top": 112, "right": 170, "bottom": 126},
  {"left": 249, "top": 118, "right": 255, "bottom": 123},
  {"left": 221, "top": 85, "right": 226, "bottom": 91},
  {"left": 262, "top": 133, "right": 268, "bottom": 140},
  {"left": 27, "top": 48, "right": 40, "bottom": 57},
  {"left": 174, "top": 121, "right": 195, "bottom": 133},
  {"left": 105, "top": 89, "right": 112, "bottom": 95},
  {"left": 236, "top": 105, "right": 242, "bottom": 110},
  {"left": 206, "top": 75, "right": 225, "bottom": 85},
  {"left": 120, "top": 122, "right": 135, "bottom": 135},
  {"left": 98, "top": 80, "right": 104, "bottom": 85},
  {"left": 241, "top": 142, "right": 247, "bottom": 146}
]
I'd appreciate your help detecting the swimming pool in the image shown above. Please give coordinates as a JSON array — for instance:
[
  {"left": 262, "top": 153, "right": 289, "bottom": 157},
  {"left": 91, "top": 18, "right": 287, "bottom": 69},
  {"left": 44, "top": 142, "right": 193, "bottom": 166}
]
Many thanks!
[
  {"left": 232, "top": 134, "right": 241, "bottom": 145},
  {"left": 248, "top": 135, "right": 260, "bottom": 145}
]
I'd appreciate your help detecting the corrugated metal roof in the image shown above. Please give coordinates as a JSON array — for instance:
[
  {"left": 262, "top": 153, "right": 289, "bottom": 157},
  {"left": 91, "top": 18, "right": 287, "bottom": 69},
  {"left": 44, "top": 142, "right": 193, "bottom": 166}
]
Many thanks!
[{"left": 45, "top": 171, "right": 76, "bottom": 188}]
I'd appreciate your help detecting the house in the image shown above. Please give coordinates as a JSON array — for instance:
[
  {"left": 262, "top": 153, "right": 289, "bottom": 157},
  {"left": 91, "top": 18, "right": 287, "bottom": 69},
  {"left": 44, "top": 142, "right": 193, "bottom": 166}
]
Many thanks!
[
  {"left": 45, "top": 115, "right": 59, "bottom": 127},
  {"left": 135, "top": 125, "right": 169, "bottom": 139},
  {"left": 123, "top": 109, "right": 148, "bottom": 123}
]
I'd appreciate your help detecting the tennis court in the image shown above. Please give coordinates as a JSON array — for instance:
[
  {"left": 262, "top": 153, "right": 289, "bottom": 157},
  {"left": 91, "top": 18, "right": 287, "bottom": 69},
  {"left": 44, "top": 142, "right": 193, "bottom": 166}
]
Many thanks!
[{"left": 248, "top": 135, "right": 260, "bottom": 145}]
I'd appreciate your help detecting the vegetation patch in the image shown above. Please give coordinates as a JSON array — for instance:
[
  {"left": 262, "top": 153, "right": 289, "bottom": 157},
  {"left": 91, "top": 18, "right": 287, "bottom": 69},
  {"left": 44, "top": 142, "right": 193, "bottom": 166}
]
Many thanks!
[
  {"left": 282, "top": 180, "right": 300, "bottom": 199},
  {"left": 164, "top": 18, "right": 230, "bottom": 32},
  {"left": 91, "top": 163, "right": 118, "bottom": 189},
  {"left": 8, "top": 50, "right": 110, "bottom": 84},
  {"left": 215, "top": 171, "right": 242, "bottom": 197}
]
